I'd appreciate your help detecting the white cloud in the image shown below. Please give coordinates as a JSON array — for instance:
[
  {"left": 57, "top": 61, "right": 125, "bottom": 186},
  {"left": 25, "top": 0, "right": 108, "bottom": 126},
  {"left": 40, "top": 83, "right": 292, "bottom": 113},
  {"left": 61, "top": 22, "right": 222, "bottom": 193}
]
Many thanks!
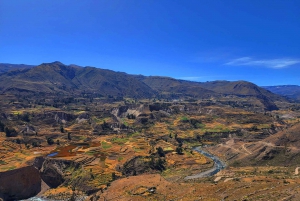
[{"left": 225, "top": 57, "right": 300, "bottom": 69}]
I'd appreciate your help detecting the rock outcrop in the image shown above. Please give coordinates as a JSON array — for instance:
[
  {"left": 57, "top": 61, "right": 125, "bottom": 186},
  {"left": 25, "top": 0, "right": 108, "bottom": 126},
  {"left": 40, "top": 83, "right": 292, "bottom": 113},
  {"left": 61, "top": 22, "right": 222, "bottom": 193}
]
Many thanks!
[
  {"left": 40, "top": 158, "right": 80, "bottom": 188},
  {"left": 0, "top": 166, "right": 41, "bottom": 201}
]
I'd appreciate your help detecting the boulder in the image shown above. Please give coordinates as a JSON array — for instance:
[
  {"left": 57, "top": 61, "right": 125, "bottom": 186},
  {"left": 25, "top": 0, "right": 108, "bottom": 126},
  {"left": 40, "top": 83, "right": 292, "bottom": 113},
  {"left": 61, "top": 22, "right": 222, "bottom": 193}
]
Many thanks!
[{"left": 0, "top": 166, "right": 41, "bottom": 201}]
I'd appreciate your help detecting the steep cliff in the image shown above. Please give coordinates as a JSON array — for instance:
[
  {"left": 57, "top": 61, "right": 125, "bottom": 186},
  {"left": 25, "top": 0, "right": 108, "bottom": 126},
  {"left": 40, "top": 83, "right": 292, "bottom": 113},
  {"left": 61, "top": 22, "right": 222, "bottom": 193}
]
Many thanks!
[{"left": 0, "top": 166, "right": 41, "bottom": 201}]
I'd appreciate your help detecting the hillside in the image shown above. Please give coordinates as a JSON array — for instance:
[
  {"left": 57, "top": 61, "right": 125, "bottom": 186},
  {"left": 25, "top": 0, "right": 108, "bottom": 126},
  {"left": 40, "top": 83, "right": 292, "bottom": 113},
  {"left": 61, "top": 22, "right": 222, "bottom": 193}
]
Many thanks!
[
  {"left": 137, "top": 76, "right": 218, "bottom": 99},
  {"left": 139, "top": 78, "right": 285, "bottom": 110},
  {"left": 263, "top": 85, "right": 300, "bottom": 102},
  {"left": 199, "top": 81, "right": 286, "bottom": 101},
  {"left": 199, "top": 81, "right": 289, "bottom": 110},
  {"left": 0, "top": 63, "right": 35, "bottom": 74},
  {"left": 266, "top": 123, "right": 300, "bottom": 148},
  {"left": 0, "top": 62, "right": 157, "bottom": 98}
]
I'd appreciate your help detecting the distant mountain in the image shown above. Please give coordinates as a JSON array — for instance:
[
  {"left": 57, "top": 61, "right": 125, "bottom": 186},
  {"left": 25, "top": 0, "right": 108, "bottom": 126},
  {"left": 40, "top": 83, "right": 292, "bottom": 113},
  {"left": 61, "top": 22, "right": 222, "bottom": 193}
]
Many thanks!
[
  {"left": 199, "top": 81, "right": 285, "bottom": 101},
  {"left": 0, "top": 63, "right": 35, "bottom": 74},
  {"left": 0, "top": 61, "right": 289, "bottom": 110},
  {"left": 198, "top": 81, "right": 288, "bottom": 110},
  {"left": 262, "top": 85, "right": 300, "bottom": 101},
  {"left": 0, "top": 61, "right": 156, "bottom": 98},
  {"left": 136, "top": 76, "right": 218, "bottom": 99}
]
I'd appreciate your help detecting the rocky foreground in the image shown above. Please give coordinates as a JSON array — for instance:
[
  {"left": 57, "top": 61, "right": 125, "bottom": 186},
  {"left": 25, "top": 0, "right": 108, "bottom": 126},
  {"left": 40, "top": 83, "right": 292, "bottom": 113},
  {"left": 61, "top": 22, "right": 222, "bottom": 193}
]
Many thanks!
[{"left": 0, "top": 157, "right": 81, "bottom": 201}]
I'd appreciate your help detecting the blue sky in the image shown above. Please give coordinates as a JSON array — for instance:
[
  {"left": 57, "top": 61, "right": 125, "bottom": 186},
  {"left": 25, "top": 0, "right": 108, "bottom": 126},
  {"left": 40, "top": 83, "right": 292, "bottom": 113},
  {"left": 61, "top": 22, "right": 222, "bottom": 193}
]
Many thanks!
[{"left": 0, "top": 0, "right": 299, "bottom": 86}]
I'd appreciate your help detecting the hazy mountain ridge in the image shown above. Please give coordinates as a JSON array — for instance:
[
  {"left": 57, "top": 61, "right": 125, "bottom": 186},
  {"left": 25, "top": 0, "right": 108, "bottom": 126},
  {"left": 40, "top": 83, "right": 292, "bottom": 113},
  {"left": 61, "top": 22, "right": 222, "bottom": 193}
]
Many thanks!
[
  {"left": 263, "top": 85, "right": 300, "bottom": 101},
  {"left": 0, "top": 63, "right": 35, "bottom": 74}
]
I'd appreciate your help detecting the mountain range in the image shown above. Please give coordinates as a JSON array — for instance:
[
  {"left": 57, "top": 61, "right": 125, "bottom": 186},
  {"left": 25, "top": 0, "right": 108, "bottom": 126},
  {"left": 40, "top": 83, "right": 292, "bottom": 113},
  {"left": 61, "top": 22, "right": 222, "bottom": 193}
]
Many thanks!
[
  {"left": 262, "top": 85, "right": 300, "bottom": 102},
  {"left": 0, "top": 61, "right": 298, "bottom": 109},
  {"left": 0, "top": 63, "right": 34, "bottom": 74}
]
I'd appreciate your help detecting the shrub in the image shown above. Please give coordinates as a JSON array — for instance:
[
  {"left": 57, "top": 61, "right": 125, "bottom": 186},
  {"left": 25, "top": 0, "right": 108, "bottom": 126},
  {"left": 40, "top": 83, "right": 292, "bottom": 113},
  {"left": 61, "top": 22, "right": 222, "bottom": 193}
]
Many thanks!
[
  {"left": 21, "top": 113, "right": 30, "bottom": 122},
  {"left": 126, "top": 114, "right": 136, "bottom": 119},
  {"left": 47, "top": 137, "right": 54, "bottom": 145},
  {"left": 176, "top": 147, "right": 183, "bottom": 155},
  {"left": 0, "top": 121, "right": 5, "bottom": 132},
  {"left": 32, "top": 141, "right": 39, "bottom": 147},
  {"left": 5, "top": 127, "right": 18, "bottom": 137},
  {"left": 68, "top": 132, "right": 72, "bottom": 140},
  {"left": 180, "top": 116, "right": 189, "bottom": 123},
  {"left": 60, "top": 125, "right": 65, "bottom": 133},
  {"left": 156, "top": 147, "right": 165, "bottom": 157}
]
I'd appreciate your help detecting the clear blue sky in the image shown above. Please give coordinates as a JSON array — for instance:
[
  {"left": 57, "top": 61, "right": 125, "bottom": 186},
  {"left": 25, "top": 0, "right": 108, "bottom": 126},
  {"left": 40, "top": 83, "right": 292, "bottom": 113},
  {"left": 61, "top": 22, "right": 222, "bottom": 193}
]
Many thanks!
[{"left": 1, "top": 0, "right": 299, "bottom": 86}]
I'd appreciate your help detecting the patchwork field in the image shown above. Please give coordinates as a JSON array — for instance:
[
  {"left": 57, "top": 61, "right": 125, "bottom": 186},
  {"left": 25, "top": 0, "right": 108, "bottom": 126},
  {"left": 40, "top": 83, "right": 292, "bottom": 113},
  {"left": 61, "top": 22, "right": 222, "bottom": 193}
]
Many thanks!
[{"left": 1, "top": 92, "right": 300, "bottom": 200}]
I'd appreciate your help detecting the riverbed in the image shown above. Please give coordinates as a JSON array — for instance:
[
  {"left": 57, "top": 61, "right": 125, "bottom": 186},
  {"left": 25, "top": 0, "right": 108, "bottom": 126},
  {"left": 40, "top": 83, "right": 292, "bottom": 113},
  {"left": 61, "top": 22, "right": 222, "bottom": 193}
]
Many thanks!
[{"left": 184, "top": 146, "right": 226, "bottom": 180}]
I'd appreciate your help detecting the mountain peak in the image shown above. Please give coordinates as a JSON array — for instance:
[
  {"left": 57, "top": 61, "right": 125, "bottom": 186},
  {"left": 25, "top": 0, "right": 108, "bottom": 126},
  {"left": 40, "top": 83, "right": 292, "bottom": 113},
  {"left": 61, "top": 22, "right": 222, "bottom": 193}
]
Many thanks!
[
  {"left": 52, "top": 61, "right": 64, "bottom": 65},
  {"left": 40, "top": 61, "right": 65, "bottom": 66}
]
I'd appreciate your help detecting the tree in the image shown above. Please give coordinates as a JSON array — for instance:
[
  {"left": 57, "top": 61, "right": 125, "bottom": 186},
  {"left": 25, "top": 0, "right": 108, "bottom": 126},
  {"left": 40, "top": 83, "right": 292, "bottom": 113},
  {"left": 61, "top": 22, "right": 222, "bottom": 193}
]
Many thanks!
[
  {"left": 101, "top": 120, "right": 110, "bottom": 130},
  {"left": 176, "top": 147, "right": 183, "bottom": 155},
  {"left": 60, "top": 125, "right": 65, "bottom": 133},
  {"left": 5, "top": 127, "right": 10, "bottom": 137},
  {"left": 178, "top": 141, "right": 183, "bottom": 147},
  {"left": 251, "top": 125, "right": 258, "bottom": 131},
  {"left": 68, "top": 132, "right": 72, "bottom": 140},
  {"left": 126, "top": 114, "right": 136, "bottom": 119},
  {"left": 270, "top": 124, "right": 276, "bottom": 130},
  {"left": 174, "top": 133, "right": 178, "bottom": 139},
  {"left": 195, "top": 134, "right": 201, "bottom": 141},
  {"left": 5, "top": 127, "right": 17, "bottom": 137},
  {"left": 21, "top": 113, "right": 30, "bottom": 122},
  {"left": 155, "top": 158, "right": 165, "bottom": 171},
  {"left": 47, "top": 137, "right": 54, "bottom": 145},
  {"left": 32, "top": 141, "right": 39, "bottom": 147},
  {"left": 0, "top": 121, "right": 5, "bottom": 132},
  {"left": 112, "top": 172, "right": 116, "bottom": 181},
  {"left": 156, "top": 147, "right": 165, "bottom": 157}
]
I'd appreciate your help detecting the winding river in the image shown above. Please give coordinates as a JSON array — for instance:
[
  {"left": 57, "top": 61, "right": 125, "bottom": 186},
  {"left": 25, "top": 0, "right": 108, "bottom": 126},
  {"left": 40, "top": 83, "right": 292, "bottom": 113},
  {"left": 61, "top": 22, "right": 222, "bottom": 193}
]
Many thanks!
[{"left": 184, "top": 146, "right": 226, "bottom": 180}]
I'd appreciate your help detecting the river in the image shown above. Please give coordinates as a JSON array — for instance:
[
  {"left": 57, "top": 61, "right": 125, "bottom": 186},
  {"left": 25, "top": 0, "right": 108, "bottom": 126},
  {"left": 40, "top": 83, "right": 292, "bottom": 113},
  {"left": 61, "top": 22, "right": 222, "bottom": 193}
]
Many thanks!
[
  {"left": 24, "top": 196, "right": 87, "bottom": 201},
  {"left": 184, "top": 146, "right": 226, "bottom": 180}
]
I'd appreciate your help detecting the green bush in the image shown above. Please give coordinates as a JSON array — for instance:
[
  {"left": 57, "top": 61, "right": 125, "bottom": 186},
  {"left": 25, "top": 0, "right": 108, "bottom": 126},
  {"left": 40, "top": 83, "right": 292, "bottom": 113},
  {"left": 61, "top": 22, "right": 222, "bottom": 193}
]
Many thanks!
[
  {"left": 47, "top": 137, "right": 54, "bottom": 145},
  {"left": 180, "top": 116, "right": 189, "bottom": 123}
]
